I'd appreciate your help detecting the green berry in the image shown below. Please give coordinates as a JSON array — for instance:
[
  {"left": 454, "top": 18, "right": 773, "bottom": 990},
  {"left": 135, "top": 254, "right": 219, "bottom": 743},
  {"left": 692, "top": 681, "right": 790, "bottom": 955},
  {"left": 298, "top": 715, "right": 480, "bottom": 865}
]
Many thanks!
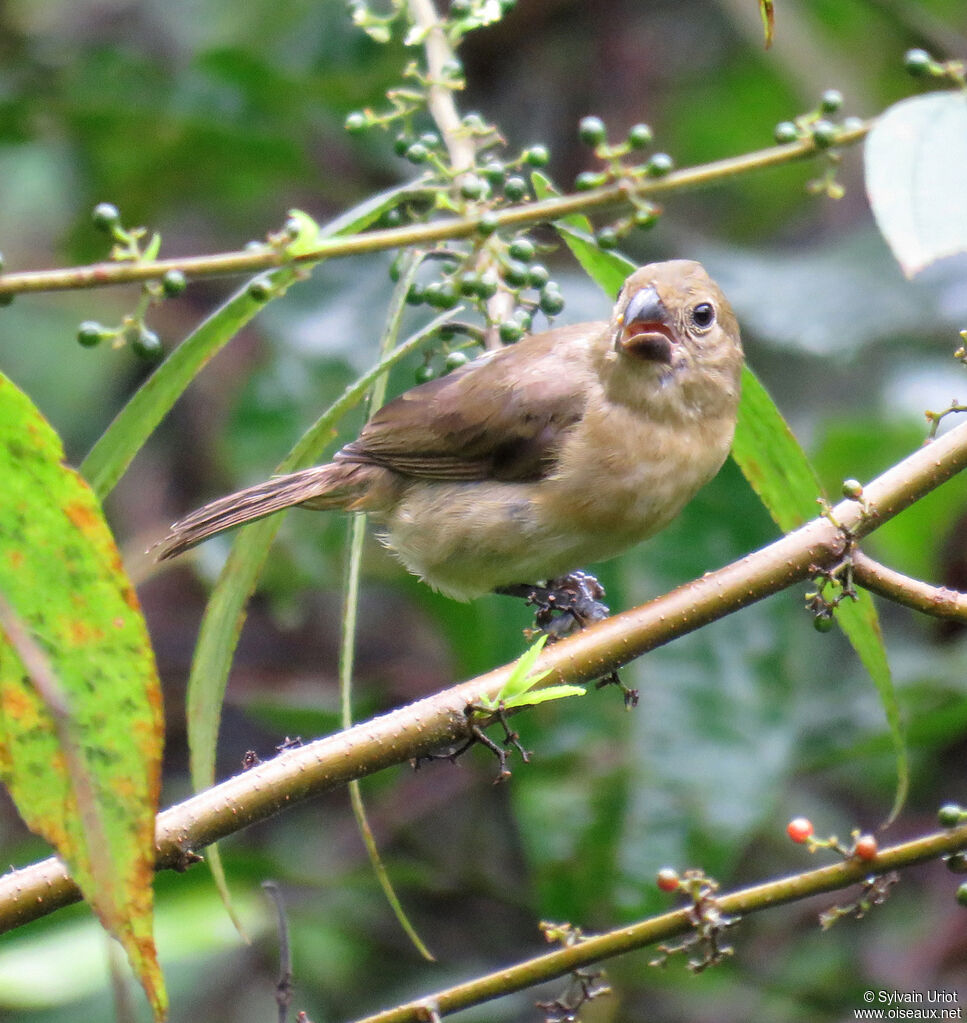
[
  {"left": 842, "top": 478, "right": 864, "bottom": 500},
  {"left": 813, "top": 613, "right": 835, "bottom": 633},
  {"left": 939, "top": 803, "right": 965, "bottom": 828},
  {"left": 539, "top": 287, "right": 565, "bottom": 316},
  {"left": 503, "top": 176, "right": 528, "bottom": 202},
  {"left": 498, "top": 320, "right": 523, "bottom": 344},
  {"left": 161, "top": 269, "right": 187, "bottom": 297},
  {"left": 578, "top": 116, "right": 607, "bottom": 147},
  {"left": 77, "top": 321, "right": 105, "bottom": 348},
  {"left": 406, "top": 284, "right": 425, "bottom": 306},
  {"left": 508, "top": 238, "right": 535, "bottom": 262},
  {"left": 477, "top": 271, "right": 499, "bottom": 298},
  {"left": 819, "top": 89, "right": 843, "bottom": 114},
  {"left": 92, "top": 202, "right": 120, "bottom": 232},
  {"left": 444, "top": 351, "right": 469, "bottom": 372},
  {"left": 523, "top": 144, "right": 550, "bottom": 167},
  {"left": 381, "top": 208, "right": 402, "bottom": 228},
  {"left": 957, "top": 883, "right": 967, "bottom": 908},
  {"left": 0, "top": 292, "right": 12, "bottom": 307},
  {"left": 504, "top": 260, "right": 529, "bottom": 288},
  {"left": 248, "top": 277, "right": 273, "bottom": 302},
  {"left": 405, "top": 142, "right": 429, "bottom": 164},
  {"left": 633, "top": 206, "right": 659, "bottom": 230},
  {"left": 476, "top": 211, "right": 499, "bottom": 236},
  {"left": 460, "top": 175, "right": 486, "bottom": 200},
  {"left": 575, "top": 171, "right": 603, "bottom": 191},
  {"left": 441, "top": 58, "right": 464, "bottom": 80},
  {"left": 645, "top": 152, "right": 674, "bottom": 177},
  {"left": 811, "top": 120, "right": 838, "bottom": 148},
  {"left": 344, "top": 111, "right": 367, "bottom": 134},
  {"left": 462, "top": 112, "right": 487, "bottom": 132},
  {"left": 946, "top": 852, "right": 967, "bottom": 874},
  {"left": 415, "top": 364, "right": 436, "bottom": 384},
  {"left": 482, "top": 160, "right": 505, "bottom": 185},
  {"left": 527, "top": 263, "right": 550, "bottom": 289},
  {"left": 424, "top": 281, "right": 458, "bottom": 309},
  {"left": 774, "top": 120, "right": 800, "bottom": 145},
  {"left": 627, "top": 123, "right": 652, "bottom": 149},
  {"left": 596, "top": 227, "right": 619, "bottom": 250},
  {"left": 393, "top": 134, "right": 411, "bottom": 157},
  {"left": 132, "top": 327, "right": 163, "bottom": 361},
  {"left": 904, "top": 48, "right": 934, "bottom": 77},
  {"left": 419, "top": 131, "right": 441, "bottom": 148},
  {"left": 459, "top": 271, "right": 481, "bottom": 297}
]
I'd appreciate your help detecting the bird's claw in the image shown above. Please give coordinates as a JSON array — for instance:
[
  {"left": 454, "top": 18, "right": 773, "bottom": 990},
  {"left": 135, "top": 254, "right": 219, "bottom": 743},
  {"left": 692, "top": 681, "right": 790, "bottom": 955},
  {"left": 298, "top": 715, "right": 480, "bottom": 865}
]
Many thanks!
[{"left": 498, "top": 570, "right": 610, "bottom": 639}]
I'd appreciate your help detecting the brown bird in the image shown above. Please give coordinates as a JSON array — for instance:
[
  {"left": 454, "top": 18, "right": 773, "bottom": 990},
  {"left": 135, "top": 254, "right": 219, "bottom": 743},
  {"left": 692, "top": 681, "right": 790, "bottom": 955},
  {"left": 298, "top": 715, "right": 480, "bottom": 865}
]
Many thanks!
[{"left": 157, "top": 260, "right": 743, "bottom": 618}]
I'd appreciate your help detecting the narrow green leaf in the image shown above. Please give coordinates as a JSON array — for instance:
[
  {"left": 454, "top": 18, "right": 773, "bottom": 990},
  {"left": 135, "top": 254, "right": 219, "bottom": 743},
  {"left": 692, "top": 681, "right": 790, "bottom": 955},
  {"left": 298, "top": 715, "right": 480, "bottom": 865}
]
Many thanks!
[
  {"left": 502, "top": 684, "right": 586, "bottom": 710},
  {"left": 554, "top": 224, "right": 908, "bottom": 822},
  {"left": 0, "top": 373, "right": 165, "bottom": 1019},
  {"left": 865, "top": 91, "right": 967, "bottom": 278}
]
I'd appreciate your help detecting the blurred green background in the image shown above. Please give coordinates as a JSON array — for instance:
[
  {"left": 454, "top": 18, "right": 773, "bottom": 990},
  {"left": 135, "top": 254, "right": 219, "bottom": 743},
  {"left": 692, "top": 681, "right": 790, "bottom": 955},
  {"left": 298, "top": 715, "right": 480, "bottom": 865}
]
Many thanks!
[{"left": 2, "top": 1, "right": 967, "bottom": 1020}]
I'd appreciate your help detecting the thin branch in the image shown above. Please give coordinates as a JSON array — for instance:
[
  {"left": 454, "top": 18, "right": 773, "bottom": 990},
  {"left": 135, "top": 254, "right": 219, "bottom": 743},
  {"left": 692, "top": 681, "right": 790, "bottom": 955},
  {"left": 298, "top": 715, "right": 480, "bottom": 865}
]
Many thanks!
[
  {"left": 0, "top": 417, "right": 965, "bottom": 934},
  {"left": 262, "top": 882, "right": 294, "bottom": 1023},
  {"left": 351, "top": 823, "right": 967, "bottom": 1023},
  {"left": 853, "top": 550, "right": 967, "bottom": 621},
  {"left": 0, "top": 124, "right": 868, "bottom": 299}
]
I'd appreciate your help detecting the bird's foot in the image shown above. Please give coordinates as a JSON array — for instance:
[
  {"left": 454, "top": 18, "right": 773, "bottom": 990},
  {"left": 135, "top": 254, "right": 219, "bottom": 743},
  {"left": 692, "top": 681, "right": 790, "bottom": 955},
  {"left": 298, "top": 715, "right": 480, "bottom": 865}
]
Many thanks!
[
  {"left": 497, "top": 570, "right": 610, "bottom": 639},
  {"left": 410, "top": 703, "right": 530, "bottom": 783}
]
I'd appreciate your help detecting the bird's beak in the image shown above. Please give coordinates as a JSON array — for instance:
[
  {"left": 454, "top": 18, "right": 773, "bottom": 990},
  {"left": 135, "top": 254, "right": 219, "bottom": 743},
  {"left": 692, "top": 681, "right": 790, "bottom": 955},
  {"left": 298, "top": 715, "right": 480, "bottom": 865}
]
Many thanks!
[{"left": 615, "top": 285, "right": 676, "bottom": 364}]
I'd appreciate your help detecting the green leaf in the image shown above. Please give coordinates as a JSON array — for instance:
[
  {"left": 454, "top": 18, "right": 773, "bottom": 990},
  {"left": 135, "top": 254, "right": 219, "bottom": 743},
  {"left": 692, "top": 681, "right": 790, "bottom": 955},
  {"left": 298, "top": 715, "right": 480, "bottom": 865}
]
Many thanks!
[
  {"left": 554, "top": 224, "right": 908, "bottom": 823},
  {"left": 501, "top": 684, "right": 586, "bottom": 710},
  {"left": 865, "top": 91, "right": 967, "bottom": 278},
  {"left": 0, "top": 373, "right": 165, "bottom": 1020},
  {"left": 759, "top": 0, "right": 775, "bottom": 48}
]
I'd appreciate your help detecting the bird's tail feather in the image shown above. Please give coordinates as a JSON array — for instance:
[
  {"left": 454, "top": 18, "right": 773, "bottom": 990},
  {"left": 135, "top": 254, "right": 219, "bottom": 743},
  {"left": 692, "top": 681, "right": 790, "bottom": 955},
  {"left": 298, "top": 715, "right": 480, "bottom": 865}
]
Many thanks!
[{"left": 154, "top": 462, "right": 366, "bottom": 560}]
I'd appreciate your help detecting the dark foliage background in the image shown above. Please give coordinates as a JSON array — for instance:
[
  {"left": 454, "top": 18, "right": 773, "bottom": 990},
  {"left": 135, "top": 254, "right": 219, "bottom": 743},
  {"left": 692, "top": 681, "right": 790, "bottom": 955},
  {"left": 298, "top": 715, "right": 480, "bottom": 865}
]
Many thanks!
[{"left": 1, "top": 1, "right": 967, "bottom": 1020}]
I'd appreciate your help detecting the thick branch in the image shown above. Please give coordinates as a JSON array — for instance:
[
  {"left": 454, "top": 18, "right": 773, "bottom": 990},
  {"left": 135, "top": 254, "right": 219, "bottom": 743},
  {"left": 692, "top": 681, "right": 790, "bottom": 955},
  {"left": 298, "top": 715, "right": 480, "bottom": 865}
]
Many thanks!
[
  {"left": 1, "top": 416, "right": 965, "bottom": 934},
  {"left": 853, "top": 550, "right": 967, "bottom": 621},
  {"left": 0, "top": 124, "right": 867, "bottom": 298},
  {"left": 354, "top": 823, "right": 967, "bottom": 1023}
]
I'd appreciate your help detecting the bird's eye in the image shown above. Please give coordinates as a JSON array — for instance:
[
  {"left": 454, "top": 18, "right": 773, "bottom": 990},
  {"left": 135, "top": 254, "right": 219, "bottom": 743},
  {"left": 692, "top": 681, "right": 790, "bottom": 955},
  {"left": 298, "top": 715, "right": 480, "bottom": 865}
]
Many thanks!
[{"left": 691, "top": 302, "right": 715, "bottom": 330}]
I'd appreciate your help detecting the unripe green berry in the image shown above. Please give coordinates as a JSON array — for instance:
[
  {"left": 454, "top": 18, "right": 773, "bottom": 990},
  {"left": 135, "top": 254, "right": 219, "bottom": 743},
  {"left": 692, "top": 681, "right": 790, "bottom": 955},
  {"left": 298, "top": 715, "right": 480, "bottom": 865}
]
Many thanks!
[
  {"left": 424, "top": 281, "right": 458, "bottom": 309},
  {"left": 405, "top": 142, "right": 429, "bottom": 164},
  {"left": 811, "top": 120, "right": 838, "bottom": 148},
  {"left": 92, "top": 202, "right": 120, "bottom": 232},
  {"left": 476, "top": 211, "right": 499, "bottom": 236},
  {"left": 503, "top": 260, "right": 529, "bottom": 288},
  {"left": 820, "top": 89, "right": 843, "bottom": 114},
  {"left": 381, "top": 208, "right": 402, "bottom": 228},
  {"left": 77, "top": 321, "right": 105, "bottom": 348},
  {"left": 460, "top": 175, "right": 486, "bottom": 200},
  {"left": 0, "top": 292, "right": 12, "bottom": 307},
  {"left": 513, "top": 307, "right": 532, "bottom": 331},
  {"left": 523, "top": 144, "right": 550, "bottom": 167},
  {"left": 405, "top": 284, "right": 425, "bottom": 306},
  {"left": 596, "top": 227, "right": 619, "bottom": 250},
  {"left": 645, "top": 152, "right": 674, "bottom": 177},
  {"left": 946, "top": 852, "right": 967, "bottom": 873},
  {"left": 957, "top": 883, "right": 967, "bottom": 908},
  {"left": 842, "top": 478, "right": 863, "bottom": 500},
  {"left": 344, "top": 111, "right": 367, "bottom": 134},
  {"left": 575, "top": 171, "right": 603, "bottom": 191},
  {"left": 813, "top": 613, "right": 835, "bottom": 633},
  {"left": 481, "top": 161, "right": 505, "bottom": 185},
  {"left": 527, "top": 263, "right": 550, "bottom": 289},
  {"left": 415, "top": 364, "right": 436, "bottom": 384},
  {"left": 459, "top": 271, "right": 481, "bottom": 297},
  {"left": 904, "top": 48, "right": 934, "bottom": 77},
  {"left": 633, "top": 206, "right": 659, "bottom": 230},
  {"left": 939, "top": 803, "right": 965, "bottom": 828},
  {"left": 578, "top": 116, "right": 607, "bottom": 147},
  {"left": 503, "top": 176, "right": 528, "bottom": 202},
  {"left": 477, "top": 271, "right": 499, "bottom": 298},
  {"left": 498, "top": 320, "right": 523, "bottom": 344},
  {"left": 539, "top": 287, "right": 565, "bottom": 316},
  {"left": 248, "top": 277, "right": 273, "bottom": 302},
  {"left": 508, "top": 238, "right": 535, "bottom": 262},
  {"left": 444, "top": 351, "right": 469, "bottom": 372},
  {"left": 774, "top": 120, "right": 800, "bottom": 145},
  {"left": 132, "top": 327, "right": 163, "bottom": 360},
  {"left": 627, "top": 122, "right": 652, "bottom": 149},
  {"left": 161, "top": 269, "right": 187, "bottom": 297},
  {"left": 419, "top": 131, "right": 441, "bottom": 148},
  {"left": 393, "top": 134, "right": 411, "bottom": 157}
]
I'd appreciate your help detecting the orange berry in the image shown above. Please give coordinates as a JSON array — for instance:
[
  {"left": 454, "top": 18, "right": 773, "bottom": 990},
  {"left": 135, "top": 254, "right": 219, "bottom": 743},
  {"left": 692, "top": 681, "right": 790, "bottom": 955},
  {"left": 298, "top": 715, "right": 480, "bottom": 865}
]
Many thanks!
[{"left": 787, "top": 817, "right": 814, "bottom": 844}]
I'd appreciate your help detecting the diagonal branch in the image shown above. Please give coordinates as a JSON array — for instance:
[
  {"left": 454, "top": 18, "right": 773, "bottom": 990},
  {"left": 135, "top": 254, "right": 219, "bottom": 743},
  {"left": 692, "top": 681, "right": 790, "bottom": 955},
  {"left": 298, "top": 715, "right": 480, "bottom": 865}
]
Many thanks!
[
  {"left": 1, "top": 416, "right": 966, "bottom": 935},
  {"left": 852, "top": 550, "right": 967, "bottom": 621}
]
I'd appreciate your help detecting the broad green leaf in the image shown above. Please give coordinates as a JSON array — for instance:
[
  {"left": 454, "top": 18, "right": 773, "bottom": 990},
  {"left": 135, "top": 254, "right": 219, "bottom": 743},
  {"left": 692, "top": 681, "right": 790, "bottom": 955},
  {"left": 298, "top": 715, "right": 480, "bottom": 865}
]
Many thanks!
[
  {"left": 0, "top": 373, "right": 165, "bottom": 1019},
  {"left": 554, "top": 225, "right": 908, "bottom": 821},
  {"left": 865, "top": 91, "right": 967, "bottom": 278}
]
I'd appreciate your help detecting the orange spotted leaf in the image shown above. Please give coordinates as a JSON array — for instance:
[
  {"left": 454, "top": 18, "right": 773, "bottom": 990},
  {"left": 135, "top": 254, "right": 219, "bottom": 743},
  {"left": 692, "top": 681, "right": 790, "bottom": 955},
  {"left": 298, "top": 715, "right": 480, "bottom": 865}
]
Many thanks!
[{"left": 0, "top": 373, "right": 166, "bottom": 1019}]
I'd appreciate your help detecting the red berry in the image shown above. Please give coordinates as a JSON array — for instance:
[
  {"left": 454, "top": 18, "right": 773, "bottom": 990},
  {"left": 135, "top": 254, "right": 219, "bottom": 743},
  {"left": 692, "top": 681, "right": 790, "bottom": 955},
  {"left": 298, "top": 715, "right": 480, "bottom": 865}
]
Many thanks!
[
  {"left": 853, "top": 834, "right": 878, "bottom": 861},
  {"left": 787, "top": 817, "right": 814, "bottom": 844},
  {"left": 656, "top": 868, "right": 680, "bottom": 892}
]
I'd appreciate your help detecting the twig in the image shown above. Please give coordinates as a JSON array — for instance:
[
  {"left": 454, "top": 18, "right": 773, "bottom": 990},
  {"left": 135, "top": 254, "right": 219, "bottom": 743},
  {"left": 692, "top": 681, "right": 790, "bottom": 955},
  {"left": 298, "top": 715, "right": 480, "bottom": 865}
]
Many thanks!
[
  {"left": 852, "top": 550, "right": 967, "bottom": 621},
  {"left": 0, "top": 123, "right": 869, "bottom": 299},
  {"left": 1, "top": 417, "right": 966, "bottom": 933},
  {"left": 263, "top": 882, "right": 294, "bottom": 1023}
]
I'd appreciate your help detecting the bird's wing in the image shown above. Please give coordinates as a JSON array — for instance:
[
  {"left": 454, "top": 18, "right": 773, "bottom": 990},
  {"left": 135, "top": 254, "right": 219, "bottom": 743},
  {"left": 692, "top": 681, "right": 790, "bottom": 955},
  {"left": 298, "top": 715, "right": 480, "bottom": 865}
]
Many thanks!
[{"left": 339, "top": 322, "right": 604, "bottom": 483}]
